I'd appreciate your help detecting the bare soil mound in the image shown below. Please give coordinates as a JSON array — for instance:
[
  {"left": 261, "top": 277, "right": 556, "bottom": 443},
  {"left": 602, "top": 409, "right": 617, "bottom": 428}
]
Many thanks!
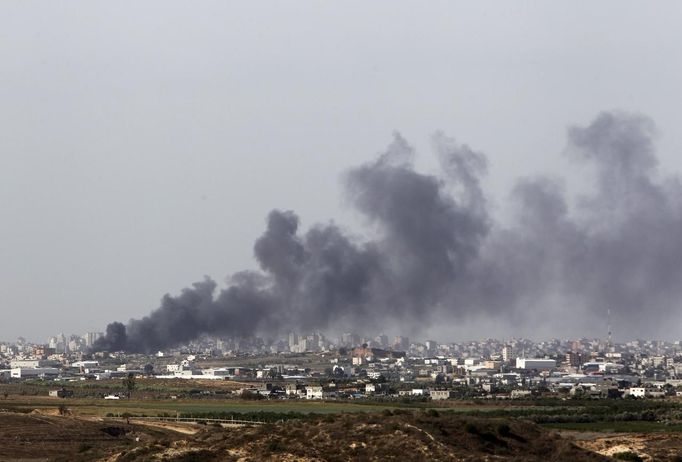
[
  {"left": 110, "top": 411, "right": 611, "bottom": 461},
  {"left": 573, "top": 432, "right": 682, "bottom": 462}
]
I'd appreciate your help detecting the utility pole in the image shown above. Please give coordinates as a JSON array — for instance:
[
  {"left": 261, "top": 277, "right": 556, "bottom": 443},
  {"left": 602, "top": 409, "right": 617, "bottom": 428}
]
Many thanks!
[{"left": 607, "top": 308, "right": 613, "bottom": 352}]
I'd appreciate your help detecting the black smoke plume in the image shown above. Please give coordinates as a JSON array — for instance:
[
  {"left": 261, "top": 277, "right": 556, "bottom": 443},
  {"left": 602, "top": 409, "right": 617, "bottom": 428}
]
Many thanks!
[{"left": 94, "top": 111, "right": 682, "bottom": 352}]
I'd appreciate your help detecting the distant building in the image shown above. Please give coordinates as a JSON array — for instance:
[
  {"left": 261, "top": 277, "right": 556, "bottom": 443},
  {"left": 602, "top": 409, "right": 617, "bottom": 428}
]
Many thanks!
[
  {"left": 352, "top": 346, "right": 404, "bottom": 361},
  {"left": 393, "top": 336, "right": 410, "bottom": 351},
  {"left": 49, "top": 389, "right": 73, "bottom": 398},
  {"left": 341, "top": 332, "right": 360, "bottom": 348},
  {"left": 425, "top": 340, "right": 438, "bottom": 352},
  {"left": 306, "top": 386, "right": 324, "bottom": 399},
  {"left": 83, "top": 332, "right": 103, "bottom": 348},
  {"left": 430, "top": 390, "right": 454, "bottom": 400},
  {"left": 482, "top": 360, "right": 502, "bottom": 370},
  {"left": 10, "top": 359, "right": 59, "bottom": 369},
  {"left": 502, "top": 345, "right": 513, "bottom": 362},
  {"left": 374, "top": 334, "right": 389, "bottom": 348},
  {"left": 71, "top": 360, "right": 99, "bottom": 370},
  {"left": 11, "top": 367, "right": 60, "bottom": 379},
  {"left": 515, "top": 358, "right": 556, "bottom": 370},
  {"left": 288, "top": 332, "right": 298, "bottom": 351},
  {"left": 565, "top": 351, "right": 584, "bottom": 367},
  {"left": 627, "top": 387, "right": 665, "bottom": 399}
]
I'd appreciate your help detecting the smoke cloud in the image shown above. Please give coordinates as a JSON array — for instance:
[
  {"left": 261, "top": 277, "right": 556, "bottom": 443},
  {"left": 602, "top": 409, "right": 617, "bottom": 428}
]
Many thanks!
[{"left": 94, "top": 111, "right": 682, "bottom": 352}]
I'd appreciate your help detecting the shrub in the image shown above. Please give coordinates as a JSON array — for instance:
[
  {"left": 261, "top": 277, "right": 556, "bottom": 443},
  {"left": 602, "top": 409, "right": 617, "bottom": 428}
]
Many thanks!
[
  {"left": 497, "top": 423, "right": 511, "bottom": 437},
  {"left": 613, "top": 452, "right": 643, "bottom": 462},
  {"left": 387, "top": 422, "right": 400, "bottom": 431},
  {"left": 267, "top": 439, "right": 284, "bottom": 452},
  {"left": 465, "top": 423, "right": 479, "bottom": 434}
]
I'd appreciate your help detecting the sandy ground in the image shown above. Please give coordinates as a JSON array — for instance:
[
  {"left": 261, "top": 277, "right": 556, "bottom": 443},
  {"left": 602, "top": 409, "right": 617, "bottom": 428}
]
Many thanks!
[
  {"left": 127, "top": 418, "right": 199, "bottom": 434},
  {"left": 562, "top": 430, "right": 682, "bottom": 461}
]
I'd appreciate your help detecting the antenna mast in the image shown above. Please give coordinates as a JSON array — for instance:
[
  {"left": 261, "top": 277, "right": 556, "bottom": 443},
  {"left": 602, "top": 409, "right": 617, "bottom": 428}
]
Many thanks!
[{"left": 607, "top": 308, "right": 612, "bottom": 352}]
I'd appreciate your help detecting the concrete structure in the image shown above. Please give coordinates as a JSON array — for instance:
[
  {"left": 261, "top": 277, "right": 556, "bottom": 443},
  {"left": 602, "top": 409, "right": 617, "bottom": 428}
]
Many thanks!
[
  {"left": 515, "top": 358, "right": 556, "bottom": 370},
  {"left": 11, "top": 367, "right": 60, "bottom": 378},
  {"left": 628, "top": 387, "right": 666, "bottom": 398},
  {"left": 306, "top": 386, "right": 323, "bottom": 399},
  {"left": 71, "top": 360, "right": 99, "bottom": 369},
  {"left": 10, "top": 359, "right": 59, "bottom": 369},
  {"left": 83, "top": 332, "right": 103, "bottom": 348},
  {"left": 510, "top": 390, "right": 532, "bottom": 399},
  {"left": 49, "top": 389, "right": 73, "bottom": 398},
  {"left": 430, "top": 390, "right": 453, "bottom": 400},
  {"left": 502, "top": 345, "right": 513, "bottom": 362}
]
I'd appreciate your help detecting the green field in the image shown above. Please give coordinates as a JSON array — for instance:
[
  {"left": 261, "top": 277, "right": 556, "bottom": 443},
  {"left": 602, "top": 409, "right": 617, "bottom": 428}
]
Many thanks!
[
  {"left": 5, "top": 387, "right": 682, "bottom": 435},
  {"left": 542, "top": 421, "right": 682, "bottom": 433},
  {"left": 0, "top": 396, "right": 403, "bottom": 416}
]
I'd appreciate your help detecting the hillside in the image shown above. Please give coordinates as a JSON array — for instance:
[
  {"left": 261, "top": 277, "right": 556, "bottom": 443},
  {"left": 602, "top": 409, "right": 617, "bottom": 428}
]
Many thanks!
[{"left": 107, "top": 411, "right": 609, "bottom": 461}]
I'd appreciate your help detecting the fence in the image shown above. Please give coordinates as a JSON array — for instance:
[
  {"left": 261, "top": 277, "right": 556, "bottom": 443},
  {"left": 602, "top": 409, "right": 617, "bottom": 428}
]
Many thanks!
[{"left": 113, "top": 415, "right": 266, "bottom": 426}]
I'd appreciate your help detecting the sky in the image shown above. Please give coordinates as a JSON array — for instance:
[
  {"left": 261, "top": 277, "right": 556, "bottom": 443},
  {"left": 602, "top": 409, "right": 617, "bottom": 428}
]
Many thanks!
[{"left": 1, "top": 1, "right": 682, "bottom": 342}]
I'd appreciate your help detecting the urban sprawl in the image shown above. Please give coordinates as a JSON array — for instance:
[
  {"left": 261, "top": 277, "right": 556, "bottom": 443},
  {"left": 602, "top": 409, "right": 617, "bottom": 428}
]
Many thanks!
[{"left": 2, "top": 332, "right": 681, "bottom": 401}]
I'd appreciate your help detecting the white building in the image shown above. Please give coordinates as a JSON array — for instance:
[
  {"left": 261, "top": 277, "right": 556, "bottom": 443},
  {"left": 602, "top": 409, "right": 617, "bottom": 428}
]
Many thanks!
[
  {"left": 502, "top": 345, "right": 513, "bottom": 362},
  {"left": 366, "top": 371, "right": 383, "bottom": 380},
  {"left": 628, "top": 387, "right": 666, "bottom": 398},
  {"left": 82, "top": 332, "right": 103, "bottom": 348},
  {"left": 71, "top": 360, "right": 99, "bottom": 369},
  {"left": 430, "top": 390, "right": 452, "bottom": 400},
  {"left": 10, "top": 359, "right": 59, "bottom": 368},
  {"left": 511, "top": 390, "right": 532, "bottom": 399},
  {"left": 515, "top": 358, "right": 556, "bottom": 370},
  {"left": 306, "top": 386, "right": 324, "bottom": 399},
  {"left": 204, "top": 368, "right": 231, "bottom": 378},
  {"left": 166, "top": 362, "right": 194, "bottom": 373}
]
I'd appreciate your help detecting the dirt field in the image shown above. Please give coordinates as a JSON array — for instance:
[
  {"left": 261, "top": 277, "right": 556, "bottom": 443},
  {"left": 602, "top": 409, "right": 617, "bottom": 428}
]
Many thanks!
[
  {"left": 0, "top": 410, "right": 612, "bottom": 462},
  {"left": 0, "top": 412, "right": 186, "bottom": 462},
  {"left": 5, "top": 389, "right": 682, "bottom": 461},
  {"left": 566, "top": 431, "right": 682, "bottom": 461}
]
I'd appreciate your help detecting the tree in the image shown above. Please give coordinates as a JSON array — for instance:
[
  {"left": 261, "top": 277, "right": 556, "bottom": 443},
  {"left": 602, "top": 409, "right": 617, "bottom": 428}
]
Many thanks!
[
  {"left": 434, "top": 373, "right": 445, "bottom": 385},
  {"left": 123, "top": 373, "right": 136, "bottom": 399}
]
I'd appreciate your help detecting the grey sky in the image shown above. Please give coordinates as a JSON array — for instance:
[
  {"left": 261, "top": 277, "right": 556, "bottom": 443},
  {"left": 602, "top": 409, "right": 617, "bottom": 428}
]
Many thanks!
[{"left": 1, "top": 1, "right": 682, "bottom": 341}]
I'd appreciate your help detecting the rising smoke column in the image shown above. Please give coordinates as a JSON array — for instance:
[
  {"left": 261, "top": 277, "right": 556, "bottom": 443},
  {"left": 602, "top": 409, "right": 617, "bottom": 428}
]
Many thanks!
[
  {"left": 462, "top": 111, "right": 682, "bottom": 335},
  {"left": 94, "top": 111, "right": 682, "bottom": 352}
]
